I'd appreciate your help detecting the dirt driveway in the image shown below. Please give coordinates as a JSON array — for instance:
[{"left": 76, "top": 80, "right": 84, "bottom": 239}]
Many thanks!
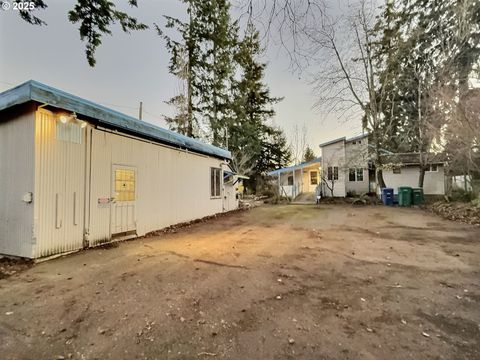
[{"left": 0, "top": 205, "right": 479, "bottom": 360}]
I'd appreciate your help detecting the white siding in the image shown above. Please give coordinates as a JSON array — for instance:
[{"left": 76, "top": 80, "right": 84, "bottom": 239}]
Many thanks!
[
  {"left": 87, "top": 128, "right": 225, "bottom": 246},
  {"left": 321, "top": 141, "right": 346, "bottom": 197},
  {"left": 383, "top": 166, "right": 445, "bottom": 195},
  {"left": 1, "top": 106, "right": 234, "bottom": 258},
  {"left": 33, "top": 109, "right": 86, "bottom": 257},
  {"left": 223, "top": 182, "right": 238, "bottom": 212},
  {"left": 0, "top": 104, "right": 35, "bottom": 258},
  {"left": 344, "top": 139, "right": 369, "bottom": 195}
]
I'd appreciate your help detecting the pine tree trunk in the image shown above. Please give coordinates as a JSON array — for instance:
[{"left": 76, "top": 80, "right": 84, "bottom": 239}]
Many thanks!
[
  {"left": 186, "top": 10, "right": 194, "bottom": 138},
  {"left": 187, "top": 59, "right": 193, "bottom": 137}
]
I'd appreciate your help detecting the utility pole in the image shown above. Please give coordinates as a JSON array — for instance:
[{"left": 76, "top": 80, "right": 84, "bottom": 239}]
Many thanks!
[{"left": 139, "top": 101, "right": 143, "bottom": 120}]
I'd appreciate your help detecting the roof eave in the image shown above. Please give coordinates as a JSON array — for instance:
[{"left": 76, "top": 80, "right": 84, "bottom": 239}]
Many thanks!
[{"left": 0, "top": 80, "right": 231, "bottom": 160}]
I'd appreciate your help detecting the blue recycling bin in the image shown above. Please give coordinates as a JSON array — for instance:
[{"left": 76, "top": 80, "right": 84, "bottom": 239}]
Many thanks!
[{"left": 381, "top": 188, "right": 394, "bottom": 206}]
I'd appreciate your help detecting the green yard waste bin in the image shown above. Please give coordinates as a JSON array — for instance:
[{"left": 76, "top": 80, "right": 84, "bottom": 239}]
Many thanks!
[
  {"left": 412, "top": 188, "right": 424, "bottom": 205},
  {"left": 398, "top": 186, "right": 413, "bottom": 206}
]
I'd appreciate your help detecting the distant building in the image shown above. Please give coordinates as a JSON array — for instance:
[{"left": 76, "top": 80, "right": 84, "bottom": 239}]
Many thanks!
[
  {"left": 320, "top": 134, "right": 371, "bottom": 197},
  {"left": 267, "top": 158, "right": 321, "bottom": 199},
  {"left": 319, "top": 134, "right": 446, "bottom": 197},
  {"left": 0, "top": 81, "right": 238, "bottom": 258}
]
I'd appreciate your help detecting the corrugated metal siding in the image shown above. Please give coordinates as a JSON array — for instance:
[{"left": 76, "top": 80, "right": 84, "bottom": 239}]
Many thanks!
[
  {"left": 88, "top": 128, "right": 225, "bottom": 246},
  {"left": 33, "top": 109, "right": 86, "bottom": 257},
  {"left": 0, "top": 104, "right": 35, "bottom": 258}
]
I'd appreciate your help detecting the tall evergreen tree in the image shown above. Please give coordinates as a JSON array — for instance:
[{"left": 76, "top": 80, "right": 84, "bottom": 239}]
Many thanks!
[
  {"left": 230, "top": 23, "right": 291, "bottom": 189},
  {"left": 197, "top": 0, "right": 238, "bottom": 147},
  {"left": 303, "top": 146, "right": 316, "bottom": 162},
  {"left": 158, "top": 1, "right": 203, "bottom": 137},
  {"left": 160, "top": 0, "right": 238, "bottom": 141}
]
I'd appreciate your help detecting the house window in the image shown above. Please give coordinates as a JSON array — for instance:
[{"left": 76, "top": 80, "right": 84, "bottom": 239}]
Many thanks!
[
  {"left": 358, "top": 140, "right": 362, "bottom": 144},
  {"left": 348, "top": 168, "right": 364, "bottom": 181},
  {"left": 393, "top": 167, "right": 401, "bottom": 174},
  {"left": 426, "top": 164, "right": 438, "bottom": 172},
  {"left": 310, "top": 171, "right": 318, "bottom": 185},
  {"left": 356, "top": 168, "right": 364, "bottom": 181},
  {"left": 349, "top": 168, "right": 356, "bottom": 181},
  {"left": 327, "top": 166, "right": 338, "bottom": 181},
  {"left": 210, "top": 168, "right": 221, "bottom": 197},
  {"left": 287, "top": 175, "right": 294, "bottom": 186}
]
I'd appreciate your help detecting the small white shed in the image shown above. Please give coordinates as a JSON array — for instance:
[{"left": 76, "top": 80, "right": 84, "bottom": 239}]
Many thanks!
[{"left": 0, "top": 81, "right": 237, "bottom": 258}]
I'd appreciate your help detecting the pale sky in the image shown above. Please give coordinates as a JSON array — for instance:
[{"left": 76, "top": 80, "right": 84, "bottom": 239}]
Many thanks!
[{"left": 0, "top": 0, "right": 363, "bottom": 157}]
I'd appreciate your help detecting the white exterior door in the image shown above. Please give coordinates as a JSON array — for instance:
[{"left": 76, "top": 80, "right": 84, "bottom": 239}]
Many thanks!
[{"left": 111, "top": 166, "right": 137, "bottom": 235}]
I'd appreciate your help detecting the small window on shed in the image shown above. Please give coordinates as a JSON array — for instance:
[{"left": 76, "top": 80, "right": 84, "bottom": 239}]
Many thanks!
[
  {"left": 210, "top": 168, "right": 222, "bottom": 197},
  {"left": 427, "top": 164, "right": 438, "bottom": 172},
  {"left": 310, "top": 171, "right": 318, "bottom": 185},
  {"left": 56, "top": 119, "right": 83, "bottom": 144},
  {"left": 393, "top": 167, "right": 401, "bottom": 174},
  {"left": 288, "top": 175, "right": 294, "bottom": 186},
  {"left": 115, "top": 169, "right": 135, "bottom": 202}
]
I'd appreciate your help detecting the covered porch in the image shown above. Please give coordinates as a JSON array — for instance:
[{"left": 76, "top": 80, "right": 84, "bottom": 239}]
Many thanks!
[{"left": 267, "top": 158, "right": 321, "bottom": 200}]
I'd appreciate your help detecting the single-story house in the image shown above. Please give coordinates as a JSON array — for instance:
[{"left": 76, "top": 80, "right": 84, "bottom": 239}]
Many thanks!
[
  {"left": 381, "top": 153, "right": 447, "bottom": 195},
  {"left": 267, "top": 157, "right": 321, "bottom": 199},
  {"left": 0, "top": 80, "right": 237, "bottom": 258},
  {"left": 319, "top": 134, "right": 447, "bottom": 197}
]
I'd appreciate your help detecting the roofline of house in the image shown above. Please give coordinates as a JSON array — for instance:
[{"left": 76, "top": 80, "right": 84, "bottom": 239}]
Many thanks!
[
  {"left": 345, "top": 133, "right": 369, "bottom": 143},
  {"left": 319, "top": 133, "right": 369, "bottom": 148},
  {"left": 318, "top": 137, "right": 346, "bottom": 148},
  {"left": 0, "top": 80, "right": 231, "bottom": 160},
  {"left": 382, "top": 152, "right": 446, "bottom": 165},
  {"left": 267, "top": 157, "right": 322, "bottom": 176}
]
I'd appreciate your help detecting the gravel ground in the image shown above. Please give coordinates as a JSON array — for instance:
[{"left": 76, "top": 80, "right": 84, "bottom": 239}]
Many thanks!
[{"left": 0, "top": 204, "right": 479, "bottom": 360}]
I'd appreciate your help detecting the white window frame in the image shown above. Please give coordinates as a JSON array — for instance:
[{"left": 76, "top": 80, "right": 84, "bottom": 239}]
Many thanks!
[
  {"left": 210, "top": 167, "right": 222, "bottom": 198},
  {"left": 356, "top": 168, "right": 364, "bottom": 182},
  {"left": 426, "top": 164, "right": 438, "bottom": 172},
  {"left": 348, "top": 168, "right": 364, "bottom": 182},
  {"left": 310, "top": 171, "right": 318, "bottom": 185}
]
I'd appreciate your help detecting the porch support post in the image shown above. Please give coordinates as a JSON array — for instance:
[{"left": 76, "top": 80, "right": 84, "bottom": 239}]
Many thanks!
[{"left": 293, "top": 169, "right": 296, "bottom": 198}]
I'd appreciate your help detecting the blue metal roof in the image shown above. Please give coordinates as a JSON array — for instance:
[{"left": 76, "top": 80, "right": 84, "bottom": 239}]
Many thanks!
[
  {"left": 0, "top": 80, "right": 231, "bottom": 160},
  {"left": 267, "top": 157, "right": 322, "bottom": 176}
]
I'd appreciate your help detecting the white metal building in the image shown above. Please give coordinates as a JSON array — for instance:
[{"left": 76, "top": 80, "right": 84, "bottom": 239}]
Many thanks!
[{"left": 0, "top": 81, "right": 237, "bottom": 258}]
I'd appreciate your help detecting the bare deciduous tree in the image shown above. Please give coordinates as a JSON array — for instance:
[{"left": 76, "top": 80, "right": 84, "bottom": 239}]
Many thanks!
[
  {"left": 308, "top": 0, "right": 392, "bottom": 189},
  {"left": 290, "top": 124, "right": 307, "bottom": 165}
]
